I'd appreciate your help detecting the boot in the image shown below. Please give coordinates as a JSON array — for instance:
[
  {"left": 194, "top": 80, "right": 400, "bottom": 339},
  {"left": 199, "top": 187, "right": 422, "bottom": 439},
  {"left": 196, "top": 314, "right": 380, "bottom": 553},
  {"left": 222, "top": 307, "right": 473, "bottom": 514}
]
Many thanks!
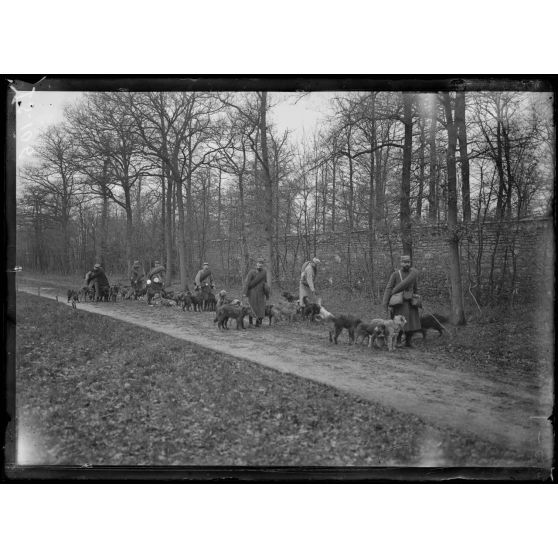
[
  {"left": 405, "top": 332, "right": 414, "bottom": 348},
  {"left": 255, "top": 317, "right": 262, "bottom": 327}
]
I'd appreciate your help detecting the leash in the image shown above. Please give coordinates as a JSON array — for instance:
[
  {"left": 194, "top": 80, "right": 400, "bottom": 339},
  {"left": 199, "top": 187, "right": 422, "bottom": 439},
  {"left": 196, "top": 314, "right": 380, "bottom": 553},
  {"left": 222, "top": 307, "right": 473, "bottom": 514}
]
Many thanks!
[{"left": 421, "top": 306, "right": 451, "bottom": 334}]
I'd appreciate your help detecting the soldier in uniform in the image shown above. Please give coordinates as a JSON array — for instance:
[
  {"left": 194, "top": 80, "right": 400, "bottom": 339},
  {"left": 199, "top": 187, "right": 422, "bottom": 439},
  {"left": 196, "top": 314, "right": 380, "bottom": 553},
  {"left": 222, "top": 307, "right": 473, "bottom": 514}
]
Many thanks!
[
  {"left": 382, "top": 254, "right": 421, "bottom": 347},
  {"left": 90, "top": 263, "right": 110, "bottom": 302},
  {"left": 194, "top": 262, "right": 215, "bottom": 290},
  {"left": 243, "top": 257, "right": 269, "bottom": 327},
  {"left": 146, "top": 260, "right": 166, "bottom": 305},
  {"left": 299, "top": 257, "right": 320, "bottom": 306}
]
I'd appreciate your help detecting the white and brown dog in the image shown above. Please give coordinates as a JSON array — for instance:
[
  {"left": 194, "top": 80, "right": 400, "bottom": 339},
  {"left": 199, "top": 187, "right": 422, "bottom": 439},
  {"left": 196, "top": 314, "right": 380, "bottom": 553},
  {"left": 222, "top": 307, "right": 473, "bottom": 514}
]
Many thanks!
[{"left": 381, "top": 315, "right": 407, "bottom": 351}]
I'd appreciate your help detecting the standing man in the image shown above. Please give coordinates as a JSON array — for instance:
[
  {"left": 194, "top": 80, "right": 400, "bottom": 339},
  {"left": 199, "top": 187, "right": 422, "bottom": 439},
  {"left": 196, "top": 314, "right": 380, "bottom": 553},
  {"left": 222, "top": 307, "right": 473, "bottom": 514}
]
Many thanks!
[
  {"left": 382, "top": 254, "right": 421, "bottom": 347},
  {"left": 146, "top": 260, "right": 166, "bottom": 305},
  {"left": 299, "top": 257, "right": 320, "bottom": 306},
  {"left": 194, "top": 262, "right": 215, "bottom": 290},
  {"left": 89, "top": 263, "right": 110, "bottom": 302},
  {"left": 130, "top": 260, "right": 145, "bottom": 299},
  {"left": 243, "top": 257, "right": 269, "bottom": 327}
]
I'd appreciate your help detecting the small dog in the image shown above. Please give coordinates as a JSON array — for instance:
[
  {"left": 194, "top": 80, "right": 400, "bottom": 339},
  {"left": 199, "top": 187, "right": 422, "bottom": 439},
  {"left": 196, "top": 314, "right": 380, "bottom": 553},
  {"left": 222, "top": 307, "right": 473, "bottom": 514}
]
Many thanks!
[
  {"left": 264, "top": 304, "right": 281, "bottom": 325},
  {"left": 382, "top": 315, "right": 407, "bottom": 351},
  {"left": 354, "top": 320, "right": 386, "bottom": 348},
  {"left": 214, "top": 304, "right": 251, "bottom": 330},
  {"left": 420, "top": 313, "right": 449, "bottom": 339},
  {"left": 273, "top": 301, "right": 299, "bottom": 323},
  {"left": 109, "top": 285, "right": 120, "bottom": 302},
  {"left": 67, "top": 289, "right": 79, "bottom": 309},
  {"left": 301, "top": 296, "right": 321, "bottom": 323},
  {"left": 281, "top": 291, "right": 298, "bottom": 303},
  {"left": 216, "top": 290, "right": 233, "bottom": 310}
]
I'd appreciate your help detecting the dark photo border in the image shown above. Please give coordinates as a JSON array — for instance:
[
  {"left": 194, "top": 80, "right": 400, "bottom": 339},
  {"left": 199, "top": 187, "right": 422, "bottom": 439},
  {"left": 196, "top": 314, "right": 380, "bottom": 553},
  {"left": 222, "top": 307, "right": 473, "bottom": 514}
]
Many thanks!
[{"left": 2, "top": 75, "right": 556, "bottom": 482}]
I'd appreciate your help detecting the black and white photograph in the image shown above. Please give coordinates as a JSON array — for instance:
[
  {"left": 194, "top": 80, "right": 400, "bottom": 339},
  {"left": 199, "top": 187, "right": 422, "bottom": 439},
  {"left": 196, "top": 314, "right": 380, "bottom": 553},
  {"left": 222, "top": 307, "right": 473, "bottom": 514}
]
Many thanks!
[{"left": 4, "top": 77, "right": 555, "bottom": 479}]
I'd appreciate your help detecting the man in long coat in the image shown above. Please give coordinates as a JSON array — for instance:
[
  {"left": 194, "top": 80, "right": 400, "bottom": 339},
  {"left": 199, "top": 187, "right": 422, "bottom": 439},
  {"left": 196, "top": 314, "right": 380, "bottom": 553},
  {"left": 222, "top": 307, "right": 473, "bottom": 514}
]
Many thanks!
[
  {"left": 89, "top": 263, "right": 110, "bottom": 301},
  {"left": 243, "top": 257, "right": 269, "bottom": 327},
  {"left": 382, "top": 254, "right": 421, "bottom": 347},
  {"left": 299, "top": 257, "right": 320, "bottom": 306}
]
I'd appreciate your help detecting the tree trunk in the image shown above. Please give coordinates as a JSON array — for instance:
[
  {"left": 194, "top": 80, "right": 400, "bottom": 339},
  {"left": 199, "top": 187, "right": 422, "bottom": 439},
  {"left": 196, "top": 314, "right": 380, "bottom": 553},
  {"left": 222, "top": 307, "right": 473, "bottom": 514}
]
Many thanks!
[
  {"left": 259, "top": 91, "right": 274, "bottom": 287},
  {"left": 164, "top": 163, "right": 174, "bottom": 284},
  {"left": 455, "top": 91, "right": 471, "bottom": 222},
  {"left": 400, "top": 93, "right": 413, "bottom": 256},
  {"left": 238, "top": 171, "right": 250, "bottom": 276},
  {"left": 428, "top": 97, "right": 438, "bottom": 221},
  {"left": 170, "top": 156, "right": 188, "bottom": 291},
  {"left": 441, "top": 92, "right": 466, "bottom": 325},
  {"left": 417, "top": 117, "right": 425, "bottom": 219}
]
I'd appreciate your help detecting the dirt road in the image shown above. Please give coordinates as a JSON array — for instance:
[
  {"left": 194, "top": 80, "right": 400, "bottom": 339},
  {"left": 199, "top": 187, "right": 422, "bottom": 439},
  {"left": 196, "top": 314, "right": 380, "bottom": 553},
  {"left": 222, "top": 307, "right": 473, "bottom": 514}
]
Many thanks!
[{"left": 17, "top": 281, "right": 553, "bottom": 464}]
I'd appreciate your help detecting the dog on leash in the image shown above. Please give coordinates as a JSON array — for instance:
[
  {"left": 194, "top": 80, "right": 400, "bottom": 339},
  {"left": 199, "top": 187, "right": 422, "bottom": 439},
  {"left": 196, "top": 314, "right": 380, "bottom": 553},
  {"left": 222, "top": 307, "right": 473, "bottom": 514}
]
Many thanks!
[
  {"left": 354, "top": 319, "right": 387, "bottom": 348},
  {"left": 109, "top": 285, "right": 120, "bottom": 302},
  {"left": 281, "top": 291, "right": 298, "bottom": 303},
  {"left": 273, "top": 301, "right": 300, "bottom": 323},
  {"left": 301, "top": 296, "right": 321, "bottom": 322},
  {"left": 381, "top": 315, "right": 407, "bottom": 351},
  {"left": 214, "top": 304, "right": 251, "bottom": 330},
  {"left": 67, "top": 289, "right": 79, "bottom": 309},
  {"left": 317, "top": 306, "right": 361, "bottom": 344},
  {"left": 420, "top": 313, "right": 449, "bottom": 339}
]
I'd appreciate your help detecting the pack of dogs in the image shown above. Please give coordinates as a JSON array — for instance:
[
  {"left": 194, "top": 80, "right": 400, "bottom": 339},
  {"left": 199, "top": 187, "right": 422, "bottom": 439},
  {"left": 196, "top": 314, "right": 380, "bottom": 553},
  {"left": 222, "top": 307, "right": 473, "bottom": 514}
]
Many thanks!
[{"left": 66, "top": 278, "right": 449, "bottom": 350}]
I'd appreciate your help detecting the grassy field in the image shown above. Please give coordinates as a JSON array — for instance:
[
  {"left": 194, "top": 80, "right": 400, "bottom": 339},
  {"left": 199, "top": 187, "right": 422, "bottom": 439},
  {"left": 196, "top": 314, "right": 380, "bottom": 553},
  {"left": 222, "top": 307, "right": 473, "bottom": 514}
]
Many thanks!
[{"left": 14, "top": 292, "right": 533, "bottom": 468}]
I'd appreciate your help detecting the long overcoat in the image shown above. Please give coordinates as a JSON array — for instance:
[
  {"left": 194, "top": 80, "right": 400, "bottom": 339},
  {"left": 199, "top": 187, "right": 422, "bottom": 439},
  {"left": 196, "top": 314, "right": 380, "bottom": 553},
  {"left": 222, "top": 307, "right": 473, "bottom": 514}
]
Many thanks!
[
  {"left": 382, "top": 267, "right": 421, "bottom": 332},
  {"left": 243, "top": 268, "right": 268, "bottom": 319}
]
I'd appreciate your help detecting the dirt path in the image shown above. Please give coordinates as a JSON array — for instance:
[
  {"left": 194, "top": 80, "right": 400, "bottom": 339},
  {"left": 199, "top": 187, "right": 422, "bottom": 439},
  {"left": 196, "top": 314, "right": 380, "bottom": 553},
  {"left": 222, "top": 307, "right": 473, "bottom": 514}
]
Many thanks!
[{"left": 17, "top": 282, "right": 552, "bottom": 462}]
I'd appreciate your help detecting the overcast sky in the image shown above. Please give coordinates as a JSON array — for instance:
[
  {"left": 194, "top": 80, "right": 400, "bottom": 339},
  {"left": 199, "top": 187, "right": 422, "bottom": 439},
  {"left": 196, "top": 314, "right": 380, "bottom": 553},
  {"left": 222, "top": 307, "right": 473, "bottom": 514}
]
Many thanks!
[{"left": 15, "top": 90, "right": 338, "bottom": 166}]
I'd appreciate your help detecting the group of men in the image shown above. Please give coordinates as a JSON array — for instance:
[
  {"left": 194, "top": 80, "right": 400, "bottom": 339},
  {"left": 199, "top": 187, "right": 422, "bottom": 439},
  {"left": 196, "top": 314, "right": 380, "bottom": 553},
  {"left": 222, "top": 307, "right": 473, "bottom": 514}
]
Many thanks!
[{"left": 83, "top": 252, "right": 421, "bottom": 346}]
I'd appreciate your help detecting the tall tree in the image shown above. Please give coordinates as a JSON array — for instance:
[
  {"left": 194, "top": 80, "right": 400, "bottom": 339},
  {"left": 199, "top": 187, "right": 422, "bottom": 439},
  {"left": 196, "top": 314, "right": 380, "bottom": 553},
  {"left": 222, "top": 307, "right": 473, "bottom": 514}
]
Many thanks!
[
  {"left": 400, "top": 93, "right": 414, "bottom": 256},
  {"left": 441, "top": 92, "right": 466, "bottom": 325},
  {"left": 455, "top": 91, "right": 471, "bottom": 222}
]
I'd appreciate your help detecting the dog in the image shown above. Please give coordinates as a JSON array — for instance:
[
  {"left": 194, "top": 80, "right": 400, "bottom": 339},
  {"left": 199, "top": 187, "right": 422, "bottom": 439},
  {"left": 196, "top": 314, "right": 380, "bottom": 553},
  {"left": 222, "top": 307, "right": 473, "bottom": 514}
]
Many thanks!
[
  {"left": 301, "top": 296, "right": 321, "bottom": 323},
  {"left": 78, "top": 286, "right": 92, "bottom": 302},
  {"left": 214, "top": 304, "right": 251, "bottom": 330},
  {"left": 264, "top": 304, "right": 281, "bottom": 325},
  {"left": 109, "top": 285, "right": 120, "bottom": 302},
  {"left": 354, "top": 320, "right": 386, "bottom": 348},
  {"left": 420, "top": 313, "right": 449, "bottom": 339},
  {"left": 273, "top": 300, "right": 300, "bottom": 322},
  {"left": 329, "top": 314, "right": 362, "bottom": 344},
  {"left": 381, "top": 315, "right": 407, "bottom": 351},
  {"left": 317, "top": 306, "right": 361, "bottom": 344},
  {"left": 216, "top": 290, "right": 233, "bottom": 310},
  {"left": 67, "top": 289, "right": 79, "bottom": 309},
  {"left": 281, "top": 291, "right": 298, "bottom": 303}
]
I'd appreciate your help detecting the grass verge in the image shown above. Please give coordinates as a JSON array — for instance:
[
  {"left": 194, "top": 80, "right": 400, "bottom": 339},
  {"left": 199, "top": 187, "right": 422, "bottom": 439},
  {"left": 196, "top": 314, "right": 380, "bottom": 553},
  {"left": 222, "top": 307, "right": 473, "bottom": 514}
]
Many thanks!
[{"left": 15, "top": 292, "right": 536, "bottom": 467}]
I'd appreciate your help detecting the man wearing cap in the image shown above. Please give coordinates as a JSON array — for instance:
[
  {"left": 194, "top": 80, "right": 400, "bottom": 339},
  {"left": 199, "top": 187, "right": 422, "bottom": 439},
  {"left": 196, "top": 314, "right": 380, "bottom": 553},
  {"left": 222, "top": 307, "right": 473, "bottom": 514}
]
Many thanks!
[
  {"left": 146, "top": 260, "right": 166, "bottom": 305},
  {"left": 243, "top": 257, "right": 269, "bottom": 327},
  {"left": 130, "top": 260, "right": 145, "bottom": 299},
  {"left": 89, "top": 263, "right": 110, "bottom": 302},
  {"left": 194, "top": 262, "right": 215, "bottom": 290},
  {"left": 382, "top": 254, "right": 421, "bottom": 347},
  {"left": 299, "top": 257, "right": 320, "bottom": 306}
]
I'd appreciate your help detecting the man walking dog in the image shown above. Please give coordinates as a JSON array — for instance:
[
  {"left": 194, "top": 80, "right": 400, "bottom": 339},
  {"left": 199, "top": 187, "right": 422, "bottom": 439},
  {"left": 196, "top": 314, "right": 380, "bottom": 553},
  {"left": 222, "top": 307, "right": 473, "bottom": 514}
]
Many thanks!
[
  {"left": 194, "top": 262, "right": 215, "bottom": 290},
  {"left": 243, "top": 257, "right": 269, "bottom": 327},
  {"left": 299, "top": 257, "right": 320, "bottom": 306},
  {"left": 383, "top": 254, "right": 421, "bottom": 347}
]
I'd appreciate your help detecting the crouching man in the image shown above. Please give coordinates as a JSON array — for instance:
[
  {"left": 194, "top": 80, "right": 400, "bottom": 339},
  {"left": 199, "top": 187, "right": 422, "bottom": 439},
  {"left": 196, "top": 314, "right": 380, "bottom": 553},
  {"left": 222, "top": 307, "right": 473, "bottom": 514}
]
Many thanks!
[{"left": 146, "top": 260, "right": 166, "bottom": 305}]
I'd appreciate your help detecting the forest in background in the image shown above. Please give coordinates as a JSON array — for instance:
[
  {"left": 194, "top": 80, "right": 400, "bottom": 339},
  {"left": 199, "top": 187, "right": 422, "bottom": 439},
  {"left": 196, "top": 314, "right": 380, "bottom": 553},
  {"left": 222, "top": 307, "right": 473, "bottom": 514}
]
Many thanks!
[{"left": 16, "top": 89, "right": 554, "bottom": 323}]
